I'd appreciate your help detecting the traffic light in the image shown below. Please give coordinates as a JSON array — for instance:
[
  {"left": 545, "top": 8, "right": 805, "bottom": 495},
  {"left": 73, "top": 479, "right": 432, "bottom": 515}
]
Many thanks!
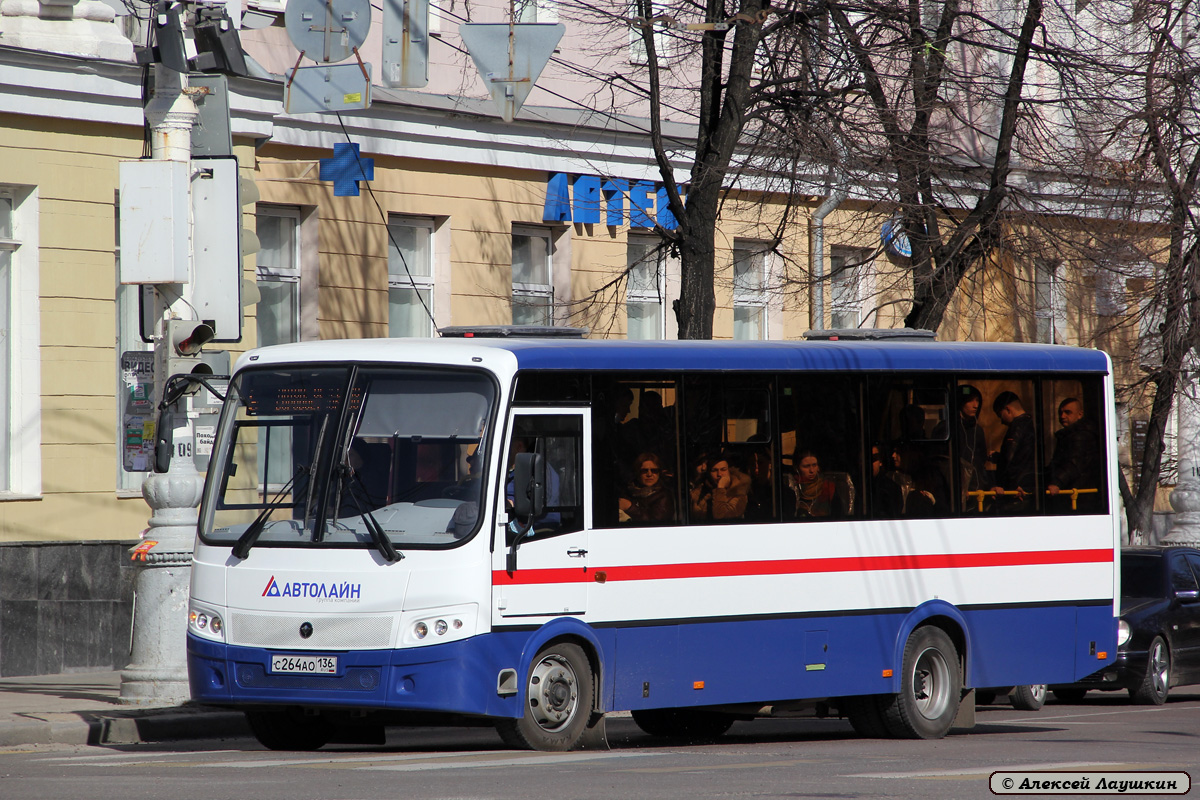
[{"left": 162, "top": 319, "right": 216, "bottom": 392}]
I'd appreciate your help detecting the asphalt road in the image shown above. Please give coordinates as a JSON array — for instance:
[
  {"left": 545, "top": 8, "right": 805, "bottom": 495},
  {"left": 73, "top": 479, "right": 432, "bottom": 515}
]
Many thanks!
[{"left": 2, "top": 691, "right": 1198, "bottom": 800}]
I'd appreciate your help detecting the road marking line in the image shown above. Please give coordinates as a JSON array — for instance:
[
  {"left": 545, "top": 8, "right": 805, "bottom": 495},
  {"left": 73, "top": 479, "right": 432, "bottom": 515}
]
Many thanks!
[
  {"left": 361, "top": 752, "right": 652, "bottom": 772},
  {"left": 851, "top": 761, "right": 1127, "bottom": 779}
]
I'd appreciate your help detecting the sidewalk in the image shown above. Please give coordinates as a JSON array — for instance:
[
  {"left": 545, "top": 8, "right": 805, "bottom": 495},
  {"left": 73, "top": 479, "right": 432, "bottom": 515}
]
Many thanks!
[{"left": 0, "top": 672, "right": 249, "bottom": 747}]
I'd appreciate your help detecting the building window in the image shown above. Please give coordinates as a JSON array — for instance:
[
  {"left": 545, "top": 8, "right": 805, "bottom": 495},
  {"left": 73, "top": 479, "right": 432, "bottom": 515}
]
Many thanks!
[
  {"left": 0, "top": 186, "right": 39, "bottom": 497},
  {"left": 627, "top": 235, "right": 664, "bottom": 340},
  {"left": 830, "top": 247, "right": 869, "bottom": 329},
  {"left": 256, "top": 206, "right": 301, "bottom": 348},
  {"left": 388, "top": 216, "right": 434, "bottom": 337},
  {"left": 629, "top": 0, "right": 669, "bottom": 64},
  {"left": 1034, "top": 258, "right": 1063, "bottom": 344},
  {"left": 733, "top": 241, "right": 768, "bottom": 340},
  {"left": 513, "top": 225, "right": 554, "bottom": 326},
  {"left": 516, "top": 0, "right": 557, "bottom": 22}
]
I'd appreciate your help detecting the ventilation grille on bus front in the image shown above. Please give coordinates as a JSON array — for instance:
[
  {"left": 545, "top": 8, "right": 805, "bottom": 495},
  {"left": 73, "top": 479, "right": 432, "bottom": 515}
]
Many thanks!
[{"left": 231, "top": 613, "right": 394, "bottom": 649}]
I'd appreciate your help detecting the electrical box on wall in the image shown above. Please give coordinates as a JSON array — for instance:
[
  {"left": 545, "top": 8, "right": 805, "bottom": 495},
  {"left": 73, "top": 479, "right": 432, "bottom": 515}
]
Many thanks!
[{"left": 118, "top": 160, "right": 190, "bottom": 284}]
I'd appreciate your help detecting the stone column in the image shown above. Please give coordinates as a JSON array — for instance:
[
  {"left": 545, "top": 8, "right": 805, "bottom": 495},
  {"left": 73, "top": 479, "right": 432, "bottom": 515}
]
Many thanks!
[
  {"left": 1163, "top": 363, "right": 1200, "bottom": 546},
  {"left": 119, "top": 426, "right": 201, "bottom": 705}
]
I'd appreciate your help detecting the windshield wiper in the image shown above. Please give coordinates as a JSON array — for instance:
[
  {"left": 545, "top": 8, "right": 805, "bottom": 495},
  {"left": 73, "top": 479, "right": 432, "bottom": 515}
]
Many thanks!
[
  {"left": 339, "top": 464, "right": 403, "bottom": 563},
  {"left": 232, "top": 464, "right": 306, "bottom": 560}
]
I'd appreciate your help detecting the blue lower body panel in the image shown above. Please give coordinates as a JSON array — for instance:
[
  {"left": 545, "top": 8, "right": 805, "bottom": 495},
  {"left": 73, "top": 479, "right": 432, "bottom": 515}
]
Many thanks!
[
  {"left": 188, "top": 633, "right": 525, "bottom": 718},
  {"left": 189, "top": 601, "right": 1116, "bottom": 718}
]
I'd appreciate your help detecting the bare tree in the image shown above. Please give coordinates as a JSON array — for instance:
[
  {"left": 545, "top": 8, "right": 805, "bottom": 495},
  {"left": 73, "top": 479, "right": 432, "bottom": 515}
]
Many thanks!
[{"left": 1062, "top": 0, "right": 1200, "bottom": 538}]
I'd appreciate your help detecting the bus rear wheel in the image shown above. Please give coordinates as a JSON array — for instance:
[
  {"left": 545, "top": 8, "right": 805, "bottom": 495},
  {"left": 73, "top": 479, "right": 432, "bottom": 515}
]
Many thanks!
[
  {"left": 496, "top": 642, "right": 594, "bottom": 751},
  {"left": 246, "top": 708, "right": 332, "bottom": 751},
  {"left": 882, "top": 626, "right": 962, "bottom": 739},
  {"left": 631, "top": 708, "right": 735, "bottom": 741}
]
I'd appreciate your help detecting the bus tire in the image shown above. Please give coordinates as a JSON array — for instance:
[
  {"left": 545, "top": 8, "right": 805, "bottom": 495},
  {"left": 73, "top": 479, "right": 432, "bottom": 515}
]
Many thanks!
[
  {"left": 630, "top": 708, "right": 735, "bottom": 741},
  {"left": 1009, "top": 684, "right": 1047, "bottom": 711},
  {"left": 496, "top": 642, "right": 594, "bottom": 751},
  {"left": 246, "top": 709, "right": 331, "bottom": 751},
  {"left": 882, "top": 626, "right": 962, "bottom": 739},
  {"left": 841, "top": 695, "right": 890, "bottom": 738}
]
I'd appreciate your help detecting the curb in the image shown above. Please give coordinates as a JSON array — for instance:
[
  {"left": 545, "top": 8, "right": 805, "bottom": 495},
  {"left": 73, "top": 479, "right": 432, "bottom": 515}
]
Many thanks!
[{"left": 0, "top": 707, "right": 250, "bottom": 747}]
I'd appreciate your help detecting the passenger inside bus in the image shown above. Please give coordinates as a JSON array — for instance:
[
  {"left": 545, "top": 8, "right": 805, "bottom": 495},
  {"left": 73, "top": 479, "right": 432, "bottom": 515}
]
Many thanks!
[
  {"left": 990, "top": 391, "right": 1036, "bottom": 512},
  {"left": 689, "top": 451, "right": 751, "bottom": 521},
  {"left": 784, "top": 449, "right": 848, "bottom": 519},
  {"left": 1046, "top": 397, "right": 1102, "bottom": 512},
  {"left": 893, "top": 405, "right": 951, "bottom": 516},
  {"left": 870, "top": 442, "right": 906, "bottom": 517},
  {"left": 618, "top": 451, "right": 675, "bottom": 523}
]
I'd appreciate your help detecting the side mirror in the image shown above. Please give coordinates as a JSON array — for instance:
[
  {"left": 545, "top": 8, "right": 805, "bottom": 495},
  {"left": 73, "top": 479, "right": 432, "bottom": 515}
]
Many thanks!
[
  {"left": 1176, "top": 589, "right": 1200, "bottom": 602},
  {"left": 511, "top": 451, "right": 546, "bottom": 522},
  {"left": 153, "top": 406, "right": 177, "bottom": 473},
  {"left": 506, "top": 451, "right": 545, "bottom": 575}
]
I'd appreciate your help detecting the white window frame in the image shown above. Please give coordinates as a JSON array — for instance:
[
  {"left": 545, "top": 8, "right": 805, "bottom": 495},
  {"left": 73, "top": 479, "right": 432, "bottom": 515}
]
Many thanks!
[
  {"left": 0, "top": 186, "right": 40, "bottom": 498},
  {"left": 387, "top": 215, "right": 436, "bottom": 338},
  {"left": 512, "top": 224, "right": 555, "bottom": 326},
  {"left": 732, "top": 240, "right": 769, "bottom": 341},
  {"left": 516, "top": 0, "right": 558, "bottom": 22},
  {"left": 626, "top": 234, "right": 666, "bottom": 340},
  {"left": 830, "top": 246, "right": 871, "bottom": 329},
  {"left": 1034, "top": 258, "right": 1064, "bottom": 344},
  {"left": 629, "top": 0, "right": 670, "bottom": 65},
  {"left": 255, "top": 205, "right": 302, "bottom": 347}
]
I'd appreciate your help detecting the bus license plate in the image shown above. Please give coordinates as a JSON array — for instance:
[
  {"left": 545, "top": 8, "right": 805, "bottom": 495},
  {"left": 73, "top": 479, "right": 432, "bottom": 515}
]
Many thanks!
[{"left": 270, "top": 654, "right": 338, "bottom": 675}]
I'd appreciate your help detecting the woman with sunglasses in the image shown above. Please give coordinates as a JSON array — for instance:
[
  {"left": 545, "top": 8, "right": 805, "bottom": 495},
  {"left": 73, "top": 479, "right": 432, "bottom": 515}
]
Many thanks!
[{"left": 619, "top": 451, "right": 675, "bottom": 523}]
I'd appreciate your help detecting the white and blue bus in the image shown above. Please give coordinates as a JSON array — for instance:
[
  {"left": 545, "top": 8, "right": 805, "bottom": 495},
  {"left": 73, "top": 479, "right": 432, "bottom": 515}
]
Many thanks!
[{"left": 186, "top": 330, "right": 1120, "bottom": 751}]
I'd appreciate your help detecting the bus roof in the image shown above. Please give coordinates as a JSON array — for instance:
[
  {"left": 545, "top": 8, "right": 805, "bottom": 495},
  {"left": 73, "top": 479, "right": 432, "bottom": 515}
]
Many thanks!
[{"left": 238, "top": 337, "right": 1111, "bottom": 375}]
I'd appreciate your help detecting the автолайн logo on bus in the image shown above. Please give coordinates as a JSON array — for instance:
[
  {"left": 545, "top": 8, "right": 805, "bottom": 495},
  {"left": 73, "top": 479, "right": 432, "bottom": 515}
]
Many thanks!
[{"left": 262, "top": 575, "right": 363, "bottom": 603}]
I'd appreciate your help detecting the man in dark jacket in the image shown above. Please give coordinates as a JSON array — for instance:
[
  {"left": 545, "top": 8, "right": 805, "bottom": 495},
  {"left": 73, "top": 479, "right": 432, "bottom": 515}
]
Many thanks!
[
  {"left": 1046, "top": 397, "right": 1101, "bottom": 512},
  {"left": 991, "top": 391, "right": 1036, "bottom": 511}
]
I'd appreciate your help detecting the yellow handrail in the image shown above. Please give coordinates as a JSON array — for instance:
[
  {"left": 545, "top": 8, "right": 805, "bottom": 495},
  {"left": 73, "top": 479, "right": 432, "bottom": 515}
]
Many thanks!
[{"left": 965, "top": 487, "right": 1099, "bottom": 512}]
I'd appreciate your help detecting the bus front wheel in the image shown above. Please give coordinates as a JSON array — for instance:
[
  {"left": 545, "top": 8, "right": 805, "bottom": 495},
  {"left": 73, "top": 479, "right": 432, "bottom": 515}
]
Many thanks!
[
  {"left": 882, "top": 626, "right": 962, "bottom": 739},
  {"left": 496, "top": 642, "right": 594, "bottom": 751}
]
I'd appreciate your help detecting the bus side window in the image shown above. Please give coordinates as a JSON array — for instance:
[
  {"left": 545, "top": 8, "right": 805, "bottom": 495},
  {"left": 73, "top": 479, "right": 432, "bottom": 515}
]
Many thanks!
[
  {"left": 986, "top": 381, "right": 1039, "bottom": 515},
  {"left": 506, "top": 414, "right": 584, "bottom": 542},
  {"left": 1041, "top": 378, "right": 1106, "bottom": 514},
  {"left": 867, "top": 377, "right": 952, "bottom": 518},
  {"left": 779, "top": 375, "right": 863, "bottom": 521}
]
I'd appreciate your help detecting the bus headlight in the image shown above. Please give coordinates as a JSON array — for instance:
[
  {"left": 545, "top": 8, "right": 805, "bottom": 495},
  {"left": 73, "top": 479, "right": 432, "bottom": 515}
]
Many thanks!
[
  {"left": 401, "top": 605, "right": 478, "bottom": 647},
  {"left": 188, "top": 604, "right": 226, "bottom": 642},
  {"left": 1117, "top": 619, "right": 1131, "bottom": 647}
]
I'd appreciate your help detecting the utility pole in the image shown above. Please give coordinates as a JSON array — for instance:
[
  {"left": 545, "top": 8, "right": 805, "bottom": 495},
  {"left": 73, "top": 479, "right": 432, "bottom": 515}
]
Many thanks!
[{"left": 119, "top": 61, "right": 202, "bottom": 705}]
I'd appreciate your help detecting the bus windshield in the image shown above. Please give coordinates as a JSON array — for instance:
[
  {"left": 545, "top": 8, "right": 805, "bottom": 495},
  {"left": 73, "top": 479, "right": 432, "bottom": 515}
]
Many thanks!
[{"left": 199, "top": 364, "right": 496, "bottom": 551}]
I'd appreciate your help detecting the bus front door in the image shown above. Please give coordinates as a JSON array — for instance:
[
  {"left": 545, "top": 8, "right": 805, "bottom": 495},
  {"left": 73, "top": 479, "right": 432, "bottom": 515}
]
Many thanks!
[{"left": 493, "top": 409, "right": 591, "bottom": 620}]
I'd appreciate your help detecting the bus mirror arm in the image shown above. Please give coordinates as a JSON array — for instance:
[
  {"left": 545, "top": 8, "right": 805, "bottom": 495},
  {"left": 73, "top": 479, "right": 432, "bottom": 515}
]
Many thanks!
[{"left": 506, "top": 520, "right": 532, "bottom": 575}]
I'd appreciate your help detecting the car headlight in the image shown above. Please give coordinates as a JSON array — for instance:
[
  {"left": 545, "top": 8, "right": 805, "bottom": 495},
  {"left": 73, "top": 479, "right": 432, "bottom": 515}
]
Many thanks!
[
  {"left": 1117, "top": 619, "right": 1131, "bottom": 647},
  {"left": 189, "top": 604, "right": 226, "bottom": 642}
]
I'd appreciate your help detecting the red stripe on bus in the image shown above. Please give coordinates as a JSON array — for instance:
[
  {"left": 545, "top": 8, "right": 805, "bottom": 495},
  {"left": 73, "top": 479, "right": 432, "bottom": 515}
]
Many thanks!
[{"left": 491, "top": 549, "right": 1114, "bottom": 586}]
